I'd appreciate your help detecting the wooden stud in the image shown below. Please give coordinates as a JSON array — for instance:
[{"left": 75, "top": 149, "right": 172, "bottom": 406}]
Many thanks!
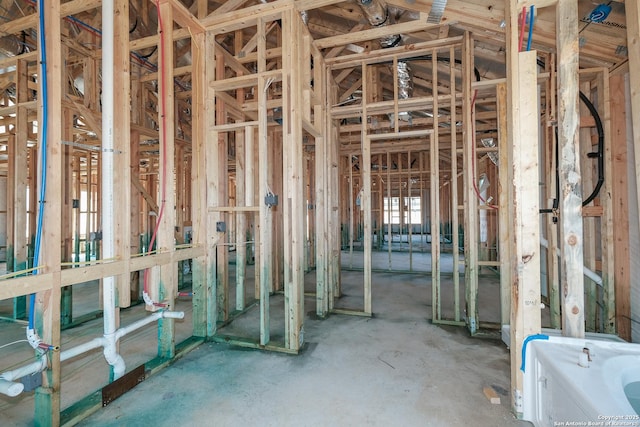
[
  {"left": 114, "top": 0, "right": 132, "bottom": 309},
  {"left": 543, "top": 55, "right": 561, "bottom": 329},
  {"left": 362, "top": 63, "right": 372, "bottom": 315},
  {"left": 497, "top": 83, "right": 511, "bottom": 327},
  {"left": 627, "top": 0, "right": 640, "bottom": 272},
  {"left": 431, "top": 125, "right": 441, "bottom": 323},
  {"left": 236, "top": 128, "right": 247, "bottom": 311},
  {"left": 130, "top": 130, "right": 141, "bottom": 302},
  {"left": 258, "top": 17, "right": 272, "bottom": 346},
  {"left": 213, "top": 45, "right": 229, "bottom": 324},
  {"left": 315, "top": 51, "right": 329, "bottom": 317},
  {"left": 10, "top": 57, "right": 29, "bottom": 319},
  {"left": 156, "top": 1, "right": 177, "bottom": 358},
  {"left": 281, "top": 9, "right": 306, "bottom": 350},
  {"left": 610, "top": 74, "right": 631, "bottom": 341},
  {"left": 462, "top": 32, "right": 479, "bottom": 335},
  {"left": 599, "top": 69, "right": 616, "bottom": 334},
  {"left": 557, "top": 0, "right": 585, "bottom": 338},
  {"left": 450, "top": 48, "right": 461, "bottom": 323},
  {"left": 579, "top": 81, "right": 597, "bottom": 332},
  {"left": 506, "top": 0, "right": 542, "bottom": 414},
  {"left": 34, "top": 0, "right": 63, "bottom": 424}
]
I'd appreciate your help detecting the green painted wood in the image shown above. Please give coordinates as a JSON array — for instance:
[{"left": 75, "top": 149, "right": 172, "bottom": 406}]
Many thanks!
[
  {"left": 34, "top": 386, "right": 54, "bottom": 427},
  {"left": 157, "top": 281, "right": 175, "bottom": 359},
  {"left": 60, "top": 391, "right": 102, "bottom": 427},
  {"left": 211, "top": 334, "right": 299, "bottom": 355},
  {"left": 61, "top": 286, "right": 72, "bottom": 326}
]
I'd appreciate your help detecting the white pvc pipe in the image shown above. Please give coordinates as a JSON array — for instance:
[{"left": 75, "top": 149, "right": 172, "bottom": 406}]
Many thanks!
[
  {"left": 0, "top": 379, "right": 24, "bottom": 397},
  {"left": 540, "top": 237, "right": 603, "bottom": 286},
  {"left": 100, "top": 0, "right": 126, "bottom": 381},
  {"left": 60, "top": 337, "right": 104, "bottom": 362},
  {"left": 0, "top": 0, "right": 186, "bottom": 395},
  {"left": 115, "top": 311, "right": 185, "bottom": 341},
  {"left": 0, "top": 309, "right": 184, "bottom": 396},
  {"left": 0, "top": 356, "right": 47, "bottom": 382}
]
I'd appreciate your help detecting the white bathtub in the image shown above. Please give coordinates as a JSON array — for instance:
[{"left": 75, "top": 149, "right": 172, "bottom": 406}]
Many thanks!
[{"left": 522, "top": 335, "right": 640, "bottom": 427}]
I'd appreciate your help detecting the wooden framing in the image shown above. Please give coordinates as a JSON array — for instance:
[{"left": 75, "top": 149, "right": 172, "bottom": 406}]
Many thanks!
[
  {"left": 505, "top": 0, "right": 542, "bottom": 416},
  {"left": 0, "top": 1, "right": 636, "bottom": 424},
  {"left": 557, "top": 1, "right": 585, "bottom": 338},
  {"left": 34, "top": 0, "right": 63, "bottom": 423},
  {"left": 610, "top": 73, "right": 631, "bottom": 341}
]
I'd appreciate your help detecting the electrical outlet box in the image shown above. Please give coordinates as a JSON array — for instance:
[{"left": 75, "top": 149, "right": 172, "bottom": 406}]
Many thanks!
[
  {"left": 216, "top": 221, "right": 226, "bottom": 232},
  {"left": 265, "top": 194, "right": 278, "bottom": 207},
  {"left": 20, "top": 372, "right": 42, "bottom": 392}
]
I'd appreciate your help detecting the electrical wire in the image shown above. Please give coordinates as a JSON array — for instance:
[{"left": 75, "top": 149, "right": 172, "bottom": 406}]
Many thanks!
[{"left": 0, "top": 339, "right": 28, "bottom": 350}]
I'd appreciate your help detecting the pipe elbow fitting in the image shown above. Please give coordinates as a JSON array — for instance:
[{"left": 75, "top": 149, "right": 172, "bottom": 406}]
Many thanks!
[
  {"left": 26, "top": 328, "right": 41, "bottom": 349},
  {"left": 103, "top": 342, "right": 126, "bottom": 380}
]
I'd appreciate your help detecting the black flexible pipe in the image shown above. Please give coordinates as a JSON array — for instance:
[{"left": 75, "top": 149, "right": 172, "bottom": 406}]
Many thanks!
[
  {"left": 579, "top": 91, "right": 605, "bottom": 206},
  {"left": 536, "top": 59, "right": 605, "bottom": 211},
  {"left": 137, "top": 45, "right": 157, "bottom": 59}
]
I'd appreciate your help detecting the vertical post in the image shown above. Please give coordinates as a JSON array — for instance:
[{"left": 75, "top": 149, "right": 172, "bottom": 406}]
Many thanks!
[
  {"left": 328, "top": 76, "right": 341, "bottom": 304},
  {"left": 191, "top": 29, "right": 210, "bottom": 337},
  {"left": 431, "top": 131, "right": 441, "bottom": 322},
  {"left": 462, "top": 32, "right": 479, "bottom": 334},
  {"left": 316, "top": 96, "right": 329, "bottom": 316},
  {"left": 195, "top": 31, "right": 218, "bottom": 337},
  {"left": 511, "top": 50, "right": 542, "bottom": 417},
  {"left": 386, "top": 151, "right": 391, "bottom": 269},
  {"left": 34, "top": 0, "right": 62, "bottom": 423},
  {"left": 497, "top": 83, "right": 511, "bottom": 327},
  {"left": 579, "top": 81, "right": 596, "bottom": 332},
  {"left": 213, "top": 51, "right": 229, "bottom": 323},
  {"left": 599, "top": 70, "right": 616, "bottom": 334},
  {"left": 544, "top": 55, "right": 561, "bottom": 329},
  {"left": 236, "top": 129, "right": 246, "bottom": 311},
  {"left": 557, "top": 0, "right": 585, "bottom": 338},
  {"left": 363, "top": 135, "right": 372, "bottom": 315},
  {"left": 408, "top": 151, "right": 413, "bottom": 271},
  {"left": 114, "top": 0, "right": 131, "bottom": 309},
  {"left": 450, "top": 48, "right": 460, "bottom": 322},
  {"left": 610, "top": 73, "right": 631, "bottom": 341},
  {"left": 258, "top": 18, "right": 272, "bottom": 346},
  {"left": 130, "top": 130, "right": 141, "bottom": 302},
  {"left": 157, "top": 1, "right": 177, "bottom": 358},
  {"left": 506, "top": 0, "right": 542, "bottom": 415},
  {"left": 627, "top": 0, "right": 640, "bottom": 262},
  {"left": 349, "top": 153, "right": 354, "bottom": 269},
  {"left": 11, "top": 58, "right": 29, "bottom": 319},
  {"left": 60, "top": 108, "right": 73, "bottom": 326},
  {"left": 282, "top": 8, "right": 305, "bottom": 351},
  {"left": 361, "top": 63, "right": 371, "bottom": 315},
  {"left": 432, "top": 47, "right": 442, "bottom": 321}
]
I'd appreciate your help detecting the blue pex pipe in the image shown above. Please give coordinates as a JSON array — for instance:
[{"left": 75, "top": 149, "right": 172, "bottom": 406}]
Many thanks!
[
  {"left": 520, "top": 334, "right": 549, "bottom": 372},
  {"left": 29, "top": 0, "right": 49, "bottom": 331},
  {"left": 526, "top": 5, "right": 535, "bottom": 51}
]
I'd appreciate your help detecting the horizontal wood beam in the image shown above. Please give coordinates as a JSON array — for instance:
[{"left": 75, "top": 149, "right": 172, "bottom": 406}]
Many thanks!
[
  {"left": 0, "top": 246, "right": 205, "bottom": 300},
  {"left": 314, "top": 20, "right": 447, "bottom": 49}
]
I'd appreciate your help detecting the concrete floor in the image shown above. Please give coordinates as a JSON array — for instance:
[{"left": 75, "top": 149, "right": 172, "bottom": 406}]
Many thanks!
[
  {"left": 78, "top": 269, "right": 529, "bottom": 427},
  {"left": 1, "top": 251, "right": 531, "bottom": 426}
]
